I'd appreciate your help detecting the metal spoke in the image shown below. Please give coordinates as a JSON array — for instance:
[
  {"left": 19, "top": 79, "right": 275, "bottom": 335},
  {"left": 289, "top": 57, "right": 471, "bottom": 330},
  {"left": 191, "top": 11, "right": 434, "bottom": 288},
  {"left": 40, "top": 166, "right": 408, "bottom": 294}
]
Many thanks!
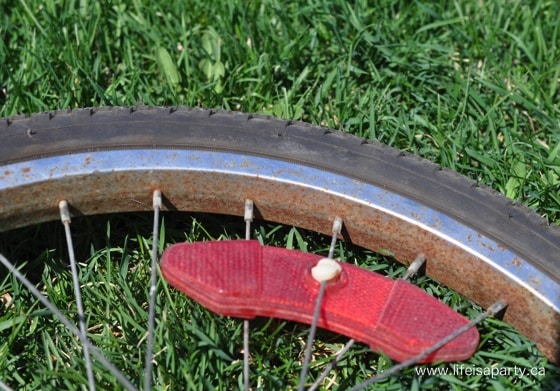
[
  {"left": 0, "top": 379, "right": 14, "bottom": 391},
  {"left": 297, "top": 217, "right": 343, "bottom": 391},
  {"left": 144, "top": 190, "right": 162, "bottom": 391},
  {"left": 309, "top": 254, "right": 426, "bottom": 390},
  {"left": 308, "top": 339, "right": 356, "bottom": 391},
  {"left": 59, "top": 200, "right": 95, "bottom": 391},
  {"left": 298, "top": 281, "right": 327, "bottom": 391},
  {"left": 243, "top": 199, "right": 254, "bottom": 391},
  {"left": 350, "top": 300, "right": 507, "bottom": 391},
  {"left": 0, "top": 253, "right": 138, "bottom": 391}
]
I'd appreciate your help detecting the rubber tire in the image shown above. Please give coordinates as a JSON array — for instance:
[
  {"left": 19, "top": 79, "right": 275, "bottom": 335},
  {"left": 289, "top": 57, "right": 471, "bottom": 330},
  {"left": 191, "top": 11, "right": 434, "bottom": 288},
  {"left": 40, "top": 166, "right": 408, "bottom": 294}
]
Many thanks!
[{"left": 2, "top": 106, "right": 558, "bottom": 282}]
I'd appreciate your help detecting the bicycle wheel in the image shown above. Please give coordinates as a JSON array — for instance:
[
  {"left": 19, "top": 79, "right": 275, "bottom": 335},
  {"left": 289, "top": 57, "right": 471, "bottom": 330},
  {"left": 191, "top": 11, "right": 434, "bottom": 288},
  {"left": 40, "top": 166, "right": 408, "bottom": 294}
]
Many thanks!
[{"left": 0, "top": 106, "right": 558, "bottom": 385}]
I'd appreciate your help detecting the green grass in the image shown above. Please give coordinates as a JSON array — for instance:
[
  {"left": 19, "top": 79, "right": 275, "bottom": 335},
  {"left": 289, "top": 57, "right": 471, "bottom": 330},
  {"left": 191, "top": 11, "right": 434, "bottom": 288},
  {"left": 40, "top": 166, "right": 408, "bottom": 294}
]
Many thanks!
[
  {"left": 1, "top": 0, "right": 559, "bottom": 389},
  {"left": 1, "top": 0, "right": 559, "bottom": 220},
  {"left": 2, "top": 215, "right": 558, "bottom": 390}
]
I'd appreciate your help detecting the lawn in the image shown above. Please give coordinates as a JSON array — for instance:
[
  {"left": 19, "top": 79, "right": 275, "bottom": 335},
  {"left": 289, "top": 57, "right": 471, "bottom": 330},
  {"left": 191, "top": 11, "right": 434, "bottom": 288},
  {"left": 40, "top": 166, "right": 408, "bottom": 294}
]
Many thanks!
[{"left": 1, "top": 0, "right": 559, "bottom": 389}]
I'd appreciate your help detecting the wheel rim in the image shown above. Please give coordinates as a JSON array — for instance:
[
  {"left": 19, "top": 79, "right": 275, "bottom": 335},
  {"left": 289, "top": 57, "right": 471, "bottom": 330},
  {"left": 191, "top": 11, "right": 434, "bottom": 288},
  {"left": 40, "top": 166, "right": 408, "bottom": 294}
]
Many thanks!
[{"left": 1, "top": 148, "right": 558, "bottom": 362}]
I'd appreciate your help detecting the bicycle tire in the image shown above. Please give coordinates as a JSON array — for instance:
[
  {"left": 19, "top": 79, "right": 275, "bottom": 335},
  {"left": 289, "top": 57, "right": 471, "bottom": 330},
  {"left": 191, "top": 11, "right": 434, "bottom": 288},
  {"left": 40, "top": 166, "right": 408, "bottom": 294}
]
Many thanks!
[{"left": 0, "top": 106, "right": 558, "bottom": 363}]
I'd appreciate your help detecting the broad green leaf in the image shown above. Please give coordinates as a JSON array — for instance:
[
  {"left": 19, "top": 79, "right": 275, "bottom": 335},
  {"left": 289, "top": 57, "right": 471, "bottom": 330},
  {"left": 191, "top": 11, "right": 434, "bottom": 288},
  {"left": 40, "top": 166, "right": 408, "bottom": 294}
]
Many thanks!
[
  {"left": 547, "top": 142, "right": 560, "bottom": 164},
  {"left": 213, "top": 61, "right": 225, "bottom": 79},
  {"left": 156, "top": 47, "right": 180, "bottom": 87},
  {"left": 201, "top": 32, "right": 214, "bottom": 56},
  {"left": 199, "top": 58, "right": 213, "bottom": 80},
  {"left": 505, "top": 161, "right": 527, "bottom": 199}
]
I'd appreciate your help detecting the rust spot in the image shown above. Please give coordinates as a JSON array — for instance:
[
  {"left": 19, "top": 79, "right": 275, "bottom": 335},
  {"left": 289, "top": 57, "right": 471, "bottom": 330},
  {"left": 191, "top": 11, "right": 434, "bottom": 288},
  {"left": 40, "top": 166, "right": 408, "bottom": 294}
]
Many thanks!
[
  {"left": 529, "top": 276, "right": 541, "bottom": 287},
  {"left": 512, "top": 257, "right": 521, "bottom": 267},
  {"left": 21, "top": 167, "right": 31, "bottom": 174}
]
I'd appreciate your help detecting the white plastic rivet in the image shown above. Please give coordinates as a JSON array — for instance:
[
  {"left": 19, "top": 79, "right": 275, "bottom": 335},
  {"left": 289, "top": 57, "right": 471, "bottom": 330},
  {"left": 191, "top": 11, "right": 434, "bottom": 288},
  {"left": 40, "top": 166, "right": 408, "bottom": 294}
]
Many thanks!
[{"left": 311, "top": 258, "right": 342, "bottom": 283}]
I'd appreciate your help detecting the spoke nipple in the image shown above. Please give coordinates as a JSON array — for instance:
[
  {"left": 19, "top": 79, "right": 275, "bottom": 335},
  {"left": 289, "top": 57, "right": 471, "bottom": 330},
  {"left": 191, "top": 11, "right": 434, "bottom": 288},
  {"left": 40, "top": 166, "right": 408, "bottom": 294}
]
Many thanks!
[
  {"left": 403, "top": 255, "right": 426, "bottom": 280},
  {"left": 487, "top": 299, "right": 507, "bottom": 315},
  {"left": 311, "top": 258, "right": 342, "bottom": 283},
  {"left": 244, "top": 199, "right": 254, "bottom": 222},
  {"left": 153, "top": 190, "right": 162, "bottom": 209},
  {"left": 58, "top": 200, "right": 71, "bottom": 224},
  {"left": 332, "top": 217, "right": 343, "bottom": 235}
]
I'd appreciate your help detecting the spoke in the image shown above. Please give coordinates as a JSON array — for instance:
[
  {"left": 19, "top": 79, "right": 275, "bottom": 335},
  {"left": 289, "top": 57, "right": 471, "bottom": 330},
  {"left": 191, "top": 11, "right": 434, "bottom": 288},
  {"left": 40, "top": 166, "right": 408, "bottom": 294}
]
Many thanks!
[
  {"left": 144, "top": 190, "right": 162, "bottom": 391},
  {"left": 59, "top": 200, "right": 95, "bottom": 391},
  {"left": 309, "top": 254, "right": 425, "bottom": 390},
  {"left": 243, "top": 320, "right": 250, "bottom": 390},
  {"left": 243, "top": 199, "right": 254, "bottom": 391},
  {"left": 0, "top": 253, "right": 138, "bottom": 391},
  {"left": 350, "top": 300, "right": 507, "bottom": 391},
  {"left": 0, "top": 379, "right": 14, "bottom": 391},
  {"left": 308, "top": 337, "right": 356, "bottom": 391},
  {"left": 297, "top": 217, "right": 343, "bottom": 391},
  {"left": 298, "top": 281, "right": 327, "bottom": 391}
]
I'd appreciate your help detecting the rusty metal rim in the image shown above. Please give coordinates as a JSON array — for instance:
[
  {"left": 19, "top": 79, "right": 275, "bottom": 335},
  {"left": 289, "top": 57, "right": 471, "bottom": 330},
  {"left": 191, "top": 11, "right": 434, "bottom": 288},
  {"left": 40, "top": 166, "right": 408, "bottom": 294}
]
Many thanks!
[{"left": 0, "top": 148, "right": 558, "bottom": 362}]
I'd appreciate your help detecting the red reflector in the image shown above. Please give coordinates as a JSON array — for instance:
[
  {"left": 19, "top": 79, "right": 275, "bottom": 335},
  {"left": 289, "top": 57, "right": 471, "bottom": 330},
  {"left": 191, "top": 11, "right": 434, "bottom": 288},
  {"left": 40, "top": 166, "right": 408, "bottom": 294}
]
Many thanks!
[{"left": 161, "top": 240, "right": 479, "bottom": 363}]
